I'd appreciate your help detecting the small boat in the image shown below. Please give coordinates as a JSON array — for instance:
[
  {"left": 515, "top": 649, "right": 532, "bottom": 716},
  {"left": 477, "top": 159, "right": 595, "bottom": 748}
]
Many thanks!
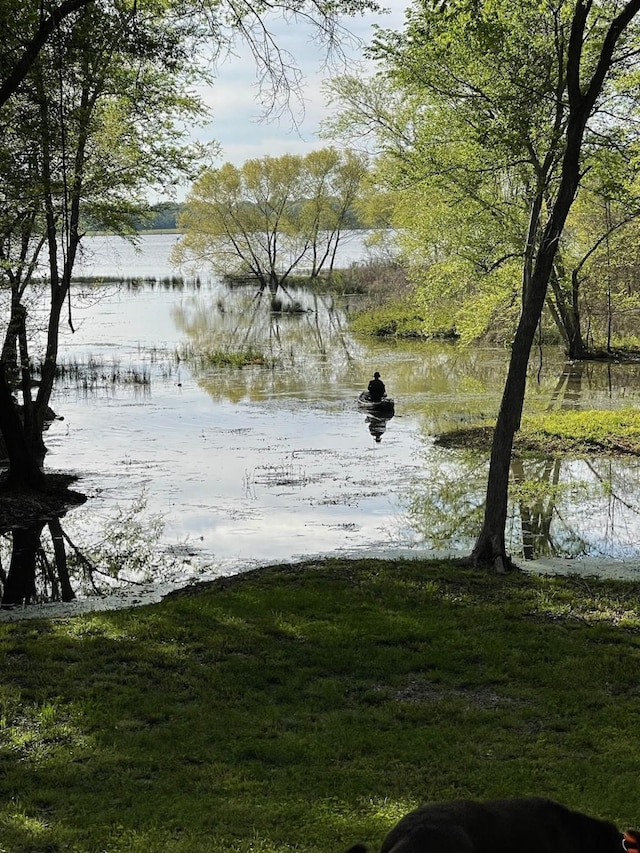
[{"left": 358, "top": 391, "right": 395, "bottom": 416}]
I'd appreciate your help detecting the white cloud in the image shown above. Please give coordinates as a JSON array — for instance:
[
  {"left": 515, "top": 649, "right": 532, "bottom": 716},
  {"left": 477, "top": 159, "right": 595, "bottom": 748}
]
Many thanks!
[{"left": 190, "top": 2, "right": 409, "bottom": 167}]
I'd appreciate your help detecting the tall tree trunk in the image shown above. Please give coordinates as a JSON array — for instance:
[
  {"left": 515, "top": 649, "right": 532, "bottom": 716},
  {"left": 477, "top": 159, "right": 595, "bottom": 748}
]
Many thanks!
[
  {"left": 0, "top": 368, "right": 45, "bottom": 490},
  {"left": 472, "top": 190, "right": 581, "bottom": 566},
  {"left": 471, "top": 0, "right": 640, "bottom": 569}
]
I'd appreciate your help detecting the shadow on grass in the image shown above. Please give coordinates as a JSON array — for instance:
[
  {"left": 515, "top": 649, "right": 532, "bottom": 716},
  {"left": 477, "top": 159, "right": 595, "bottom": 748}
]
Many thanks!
[{"left": 1, "top": 558, "right": 640, "bottom": 852}]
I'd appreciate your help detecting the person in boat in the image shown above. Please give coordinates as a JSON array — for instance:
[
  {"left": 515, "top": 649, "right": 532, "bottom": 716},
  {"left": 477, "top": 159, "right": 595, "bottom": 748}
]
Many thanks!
[{"left": 367, "top": 371, "right": 386, "bottom": 402}]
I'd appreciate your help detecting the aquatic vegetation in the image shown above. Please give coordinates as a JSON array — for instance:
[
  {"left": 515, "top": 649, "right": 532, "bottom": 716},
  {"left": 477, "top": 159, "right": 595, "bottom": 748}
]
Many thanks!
[
  {"left": 178, "top": 343, "right": 274, "bottom": 369},
  {"left": 32, "top": 355, "right": 152, "bottom": 389}
]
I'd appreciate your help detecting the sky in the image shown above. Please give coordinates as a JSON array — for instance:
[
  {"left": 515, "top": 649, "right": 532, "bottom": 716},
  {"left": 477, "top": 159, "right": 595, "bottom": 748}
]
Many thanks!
[{"left": 189, "top": 2, "right": 409, "bottom": 169}]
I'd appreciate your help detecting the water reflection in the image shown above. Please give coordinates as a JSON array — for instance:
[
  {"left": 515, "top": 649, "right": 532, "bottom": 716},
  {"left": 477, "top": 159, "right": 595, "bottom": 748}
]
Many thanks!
[
  {"left": 403, "top": 357, "right": 640, "bottom": 562},
  {"left": 1, "top": 509, "right": 83, "bottom": 607},
  {"left": 171, "top": 285, "right": 366, "bottom": 400},
  {"left": 0, "top": 490, "right": 182, "bottom": 606},
  {"left": 35, "top": 277, "right": 640, "bottom": 584},
  {"left": 366, "top": 414, "right": 391, "bottom": 443}
]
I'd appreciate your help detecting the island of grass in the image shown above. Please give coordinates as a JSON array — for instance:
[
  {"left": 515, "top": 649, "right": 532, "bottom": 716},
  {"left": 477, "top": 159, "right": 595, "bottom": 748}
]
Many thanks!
[{"left": 436, "top": 408, "right": 640, "bottom": 456}]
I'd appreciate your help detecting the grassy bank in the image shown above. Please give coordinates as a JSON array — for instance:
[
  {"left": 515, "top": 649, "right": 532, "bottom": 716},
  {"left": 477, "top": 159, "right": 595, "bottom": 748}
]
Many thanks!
[
  {"left": 1, "top": 558, "right": 640, "bottom": 853},
  {"left": 437, "top": 408, "right": 640, "bottom": 456}
]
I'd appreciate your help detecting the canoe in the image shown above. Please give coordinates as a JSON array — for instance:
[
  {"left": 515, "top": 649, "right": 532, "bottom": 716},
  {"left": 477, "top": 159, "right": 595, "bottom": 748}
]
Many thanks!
[{"left": 357, "top": 391, "right": 395, "bottom": 416}]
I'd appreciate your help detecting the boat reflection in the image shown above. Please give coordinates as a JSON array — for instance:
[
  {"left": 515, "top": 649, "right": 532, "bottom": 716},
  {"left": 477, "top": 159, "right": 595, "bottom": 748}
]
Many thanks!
[{"left": 365, "top": 412, "right": 394, "bottom": 443}]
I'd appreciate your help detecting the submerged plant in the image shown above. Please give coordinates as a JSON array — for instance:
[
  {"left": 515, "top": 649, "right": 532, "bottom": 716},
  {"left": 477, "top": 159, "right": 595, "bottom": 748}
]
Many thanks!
[
  {"left": 33, "top": 355, "right": 152, "bottom": 389},
  {"left": 178, "top": 344, "right": 274, "bottom": 369},
  {"left": 270, "top": 296, "right": 307, "bottom": 314}
]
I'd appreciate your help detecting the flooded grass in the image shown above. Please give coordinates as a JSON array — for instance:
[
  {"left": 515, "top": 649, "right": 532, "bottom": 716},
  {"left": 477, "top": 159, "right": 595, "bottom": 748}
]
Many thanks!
[
  {"left": 436, "top": 409, "right": 640, "bottom": 456},
  {"left": 33, "top": 355, "right": 153, "bottom": 389},
  {"left": 177, "top": 343, "right": 274, "bottom": 369},
  {"left": 251, "top": 461, "right": 318, "bottom": 488},
  {"left": 71, "top": 274, "right": 204, "bottom": 289}
]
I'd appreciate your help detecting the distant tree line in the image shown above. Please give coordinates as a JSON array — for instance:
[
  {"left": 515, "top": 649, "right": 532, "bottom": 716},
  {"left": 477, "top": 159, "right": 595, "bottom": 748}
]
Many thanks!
[
  {"left": 128, "top": 197, "right": 370, "bottom": 234},
  {"left": 129, "top": 203, "right": 185, "bottom": 232}
]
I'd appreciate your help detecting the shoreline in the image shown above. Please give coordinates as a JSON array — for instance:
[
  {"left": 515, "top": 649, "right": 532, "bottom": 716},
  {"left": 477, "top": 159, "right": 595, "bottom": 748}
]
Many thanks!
[{"left": 2, "top": 548, "right": 640, "bottom": 622}]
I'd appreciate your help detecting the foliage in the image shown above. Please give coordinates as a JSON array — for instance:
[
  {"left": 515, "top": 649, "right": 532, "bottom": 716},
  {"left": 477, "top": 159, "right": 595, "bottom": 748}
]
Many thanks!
[
  {"left": 174, "top": 148, "right": 369, "bottom": 292},
  {"left": 1, "top": 560, "right": 640, "bottom": 852},
  {"left": 69, "top": 492, "right": 174, "bottom": 587},
  {"left": 324, "top": 0, "right": 640, "bottom": 350},
  {"left": 350, "top": 299, "right": 430, "bottom": 339},
  {"left": 0, "top": 0, "right": 210, "bottom": 484}
]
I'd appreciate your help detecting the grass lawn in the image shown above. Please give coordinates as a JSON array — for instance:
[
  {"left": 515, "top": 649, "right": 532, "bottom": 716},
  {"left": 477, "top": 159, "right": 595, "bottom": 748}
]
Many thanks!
[{"left": 1, "top": 558, "right": 640, "bottom": 853}]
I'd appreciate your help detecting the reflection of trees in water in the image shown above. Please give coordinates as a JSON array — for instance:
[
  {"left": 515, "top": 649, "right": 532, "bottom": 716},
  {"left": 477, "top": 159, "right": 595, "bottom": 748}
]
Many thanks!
[
  {"left": 404, "top": 450, "right": 640, "bottom": 559},
  {"left": 172, "top": 285, "right": 367, "bottom": 399},
  {"left": 510, "top": 457, "right": 566, "bottom": 559},
  {"left": 547, "top": 360, "right": 585, "bottom": 410},
  {"left": 0, "top": 493, "right": 174, "bottom": 607},
  {"left": 170, "top": 283, "right": 640, "bottom": 416},
  {"left": 508, "top": 361, "right": 585, "bottom": 558},
  {"left": 406, "top": 362, "right": 640, "bottom": 560},
  {"left": 404, "top": 449, "right": 489, "bottom": 551},
  {"left": 1, "top": 518, "right": 75, "bottom": 607},
  {"left": 508, "top": 361, "right": 640, "bottom": 558}
]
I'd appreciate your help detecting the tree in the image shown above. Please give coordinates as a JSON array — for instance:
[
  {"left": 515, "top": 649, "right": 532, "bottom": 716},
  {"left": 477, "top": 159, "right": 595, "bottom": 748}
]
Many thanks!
[
  {"left": 174, "top": 148, "right": 368, "bottom": 292},
  {"left": 0, "top": 0, "right": 95, "bottom": 107},
  {"left": 326, "top": 2, "right": 640, "bottom": 355},
  {"left": 0, "top": 0, "right": 206, "bottom": 474},
  {"left": 328, "top": 0, "right": 640, "bottom": 568},
  {"left": 471, "top": 0, "right": 640, "bottom": 568},
  {"left": 298, "top": 148, "right": 368, "bottom": 277},
  {"left": 0, "top": 0, "right": 207, "bottom": 604},
  {"left": 0, "top": 0, "right": 380, "bottom": 604}
]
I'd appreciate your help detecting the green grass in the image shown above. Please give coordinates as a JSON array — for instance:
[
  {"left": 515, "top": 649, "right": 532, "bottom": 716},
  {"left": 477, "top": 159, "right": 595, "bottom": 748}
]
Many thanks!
[
  {"left": 437, "top": 408, "right": 640, "bottom": 456},
  {"left": 2, "top": 558, "right": 640, "bottom": 853},
  {"left": 351, "top": 301, "right": 430, "bottom": 339},
  {"left": 518, "top": 409, "right": 640, "bottom": 454},
  {"left": 178, "top": 345, "right": 273, "bottom": 369}
]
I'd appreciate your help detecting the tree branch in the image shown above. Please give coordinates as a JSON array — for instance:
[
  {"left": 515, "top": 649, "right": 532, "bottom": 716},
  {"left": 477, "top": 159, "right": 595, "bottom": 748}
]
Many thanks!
[{"left": 0, "top": 0, "right": 94, "bottom": 109}]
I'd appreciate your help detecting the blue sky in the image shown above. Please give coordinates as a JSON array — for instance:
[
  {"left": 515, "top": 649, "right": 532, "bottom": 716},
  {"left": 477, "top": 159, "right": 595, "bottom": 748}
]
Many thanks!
[{"left": 190, "top": 2, "right": 409, "bottom": 168}]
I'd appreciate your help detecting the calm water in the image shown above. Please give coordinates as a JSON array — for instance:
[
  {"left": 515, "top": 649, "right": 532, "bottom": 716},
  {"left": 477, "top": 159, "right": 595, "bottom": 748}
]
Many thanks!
[{"left": 14, "top": 233, "right": 640, "bottom": 594}]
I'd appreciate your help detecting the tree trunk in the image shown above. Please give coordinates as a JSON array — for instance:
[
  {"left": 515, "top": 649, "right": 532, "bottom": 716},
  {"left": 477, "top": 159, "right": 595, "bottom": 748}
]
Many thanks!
[
  {"left": 49, "top": 517, "right": 75, "bottom": 601},
  {"left": 471, "top": 290, "right": 546, "bottom": 570},
  {"left": 472, "top": 134, "right": 586, "bottom": 567},
  {"left": 547, "top": 263, "right": 588, "bottom": 359},
  {"left": 0, "top": 368, "right": 45, "bottom": 490}
]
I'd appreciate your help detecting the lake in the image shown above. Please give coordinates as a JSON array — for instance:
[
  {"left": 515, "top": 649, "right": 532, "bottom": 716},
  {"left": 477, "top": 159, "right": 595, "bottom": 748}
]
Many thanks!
[{"left": 11, "top": 231, "right": 640, "bottom": 600}]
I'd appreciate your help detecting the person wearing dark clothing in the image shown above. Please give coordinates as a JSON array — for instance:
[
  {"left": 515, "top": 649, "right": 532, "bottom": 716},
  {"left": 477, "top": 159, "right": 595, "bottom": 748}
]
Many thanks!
[{"left": 367, "top": 371, "right": 386, "bottom": 402}]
